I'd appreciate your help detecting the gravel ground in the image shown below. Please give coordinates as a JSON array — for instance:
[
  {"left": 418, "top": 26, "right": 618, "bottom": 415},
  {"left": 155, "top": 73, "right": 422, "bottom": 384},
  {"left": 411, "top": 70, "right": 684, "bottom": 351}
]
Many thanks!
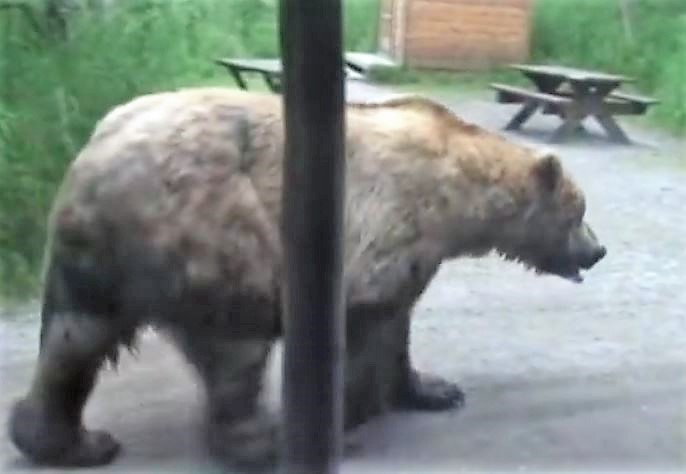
[{"left": 1, "top": 81, "right": 685, "bottom": 473}]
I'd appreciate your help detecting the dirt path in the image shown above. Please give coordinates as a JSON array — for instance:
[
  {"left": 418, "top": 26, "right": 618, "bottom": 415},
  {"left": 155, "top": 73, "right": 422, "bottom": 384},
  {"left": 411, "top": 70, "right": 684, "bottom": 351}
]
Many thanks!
[{"left": 2, "top": 81, "right": 685, "bottom": 473}]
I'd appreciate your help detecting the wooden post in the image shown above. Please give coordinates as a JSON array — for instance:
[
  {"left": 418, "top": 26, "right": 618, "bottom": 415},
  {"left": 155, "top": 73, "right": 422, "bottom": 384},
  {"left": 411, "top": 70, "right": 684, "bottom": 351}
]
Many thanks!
[{"left": 278, "top": 0, "right": 346, "bottom": 473}]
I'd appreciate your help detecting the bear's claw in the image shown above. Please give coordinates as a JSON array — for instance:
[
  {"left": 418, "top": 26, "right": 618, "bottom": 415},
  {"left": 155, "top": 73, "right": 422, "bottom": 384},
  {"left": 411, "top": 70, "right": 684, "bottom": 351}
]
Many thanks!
[{"left": 396, "top": 370, "right": 466, "bottom": 411}]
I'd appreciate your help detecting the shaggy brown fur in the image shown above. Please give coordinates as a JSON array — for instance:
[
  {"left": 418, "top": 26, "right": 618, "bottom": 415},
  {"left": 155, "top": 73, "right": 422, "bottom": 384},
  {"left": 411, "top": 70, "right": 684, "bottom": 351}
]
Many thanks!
[{"left": 8, "top": 88, "right": 606, "bottom": 471}]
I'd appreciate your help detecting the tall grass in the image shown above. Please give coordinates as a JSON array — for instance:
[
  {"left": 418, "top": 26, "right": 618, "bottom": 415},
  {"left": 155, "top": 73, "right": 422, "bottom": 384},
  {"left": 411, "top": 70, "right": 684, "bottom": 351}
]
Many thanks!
[
  {"left": 0, "top": 0, "right": 380, "bottom": 301},
  {"left": 532, "top": 0, "right": 686, "bottom": 133}
]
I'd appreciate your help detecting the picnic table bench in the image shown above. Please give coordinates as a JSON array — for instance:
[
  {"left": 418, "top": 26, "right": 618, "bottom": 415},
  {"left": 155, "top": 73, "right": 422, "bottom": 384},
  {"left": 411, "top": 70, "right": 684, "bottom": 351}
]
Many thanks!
[
  {"left": 215, "top": 57, "right": 365, "bottom": 93},
  {"left": 490, "top": 64, "right": 659, "bottom": 144}
]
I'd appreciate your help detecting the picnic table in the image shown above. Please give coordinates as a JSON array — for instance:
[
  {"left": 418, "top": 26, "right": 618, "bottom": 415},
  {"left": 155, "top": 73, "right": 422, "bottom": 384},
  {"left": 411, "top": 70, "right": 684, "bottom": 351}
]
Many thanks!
[
  {"left": 490, "top": 64, "right": 659, "bottom": 144},
  {"left": 215, "top": 57, "right": 365, "bottom": 93}
]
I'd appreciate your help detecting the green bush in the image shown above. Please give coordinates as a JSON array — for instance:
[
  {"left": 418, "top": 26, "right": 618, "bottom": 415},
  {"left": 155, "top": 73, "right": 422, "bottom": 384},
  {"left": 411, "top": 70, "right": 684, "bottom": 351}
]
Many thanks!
[
  {"left": 0, "top": 0, "right": 380, "bottom": 301},
  {"left": 532, "top": 0, "right": 686, "bottom": 133}
]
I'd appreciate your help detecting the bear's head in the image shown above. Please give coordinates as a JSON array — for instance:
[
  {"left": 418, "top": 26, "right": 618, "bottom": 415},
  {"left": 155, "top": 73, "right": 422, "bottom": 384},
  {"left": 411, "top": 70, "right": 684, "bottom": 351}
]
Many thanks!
[{"left": 497, "top": 150, "right": 607, "bottom": 283}]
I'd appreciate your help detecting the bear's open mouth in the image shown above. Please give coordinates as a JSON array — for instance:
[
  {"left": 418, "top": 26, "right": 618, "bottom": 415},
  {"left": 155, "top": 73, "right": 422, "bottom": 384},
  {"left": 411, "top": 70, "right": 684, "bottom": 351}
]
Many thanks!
[
  {"left": 536, "top": 259, "right": 584, "bottom": 283},
  {"left": 556, "top": 267, "right": 583, "bottom": 283}
]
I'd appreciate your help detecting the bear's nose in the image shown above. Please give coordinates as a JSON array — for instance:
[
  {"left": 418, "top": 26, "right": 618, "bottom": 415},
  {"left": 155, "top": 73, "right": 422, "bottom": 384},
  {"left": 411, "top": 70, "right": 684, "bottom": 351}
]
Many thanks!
[
  {"left": 580, "top": 246, "right": 606, "bottom": 269},
  {"left": 593, "top": 246, "right": 607, "bottom": 264}
]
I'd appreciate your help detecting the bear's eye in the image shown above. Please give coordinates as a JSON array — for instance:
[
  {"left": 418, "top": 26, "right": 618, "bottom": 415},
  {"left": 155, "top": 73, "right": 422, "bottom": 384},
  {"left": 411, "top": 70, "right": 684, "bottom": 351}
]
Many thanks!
[{"left": 562, "top": 215, "right": 578, "bottom": 229}]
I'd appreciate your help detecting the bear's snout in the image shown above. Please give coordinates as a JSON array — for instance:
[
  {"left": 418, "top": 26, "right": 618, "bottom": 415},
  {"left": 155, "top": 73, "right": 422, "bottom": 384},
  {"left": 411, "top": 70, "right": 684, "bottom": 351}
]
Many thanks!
[
  {"left": 594, "top": 245, "right": 607, "bottom": 262},
  {"left": 579, "top": 244, "right": 606, "bottom": 269}
]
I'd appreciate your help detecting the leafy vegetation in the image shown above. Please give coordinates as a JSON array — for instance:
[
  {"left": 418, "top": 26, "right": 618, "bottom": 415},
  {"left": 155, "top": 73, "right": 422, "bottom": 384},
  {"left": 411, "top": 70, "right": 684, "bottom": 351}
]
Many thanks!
[
  {"left": 0, "top": 0, "right": 379, "bottom": 300},
  {"left": 532, "top": 0, "right": 686, "bottom": 133}
]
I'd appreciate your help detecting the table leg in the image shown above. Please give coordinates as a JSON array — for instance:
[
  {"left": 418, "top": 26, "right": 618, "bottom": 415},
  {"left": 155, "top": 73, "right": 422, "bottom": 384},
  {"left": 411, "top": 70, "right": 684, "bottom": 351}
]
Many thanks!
[
  {"left": 505, "top": 73, "right": 564, "bottom": 132},
  {"left": 594, "top": 111, "right": 631, "bottom": 144},
  {"left": 565, "top": 81, "right": 632, "bottom": 144},
  {"left": 542, "top": 105, "right": 589, "bottom": 134},
  {"left": 505, "top": 101, "right": 539, "bottom": 131},
  {"left": 550, "top": 110, "right": 586, "bottom": 143},
  {"left": 228, "top": 66, "right": 249, "bottom": 90},
  {"left": 263, "top": 73, "right": 281, "bottom": 93}
]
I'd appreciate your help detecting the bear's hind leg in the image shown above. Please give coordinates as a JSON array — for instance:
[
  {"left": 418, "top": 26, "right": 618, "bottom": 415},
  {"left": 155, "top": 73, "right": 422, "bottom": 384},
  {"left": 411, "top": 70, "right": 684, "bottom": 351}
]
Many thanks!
[
  {"left": 9, "top": 299, "right": 123, "bottom": 466},
  {"left": 174, "top": 331, "right": 276, "bottom": 471},
  {"left": 8, "top": 260, "right": 127, "bottom": 467}
]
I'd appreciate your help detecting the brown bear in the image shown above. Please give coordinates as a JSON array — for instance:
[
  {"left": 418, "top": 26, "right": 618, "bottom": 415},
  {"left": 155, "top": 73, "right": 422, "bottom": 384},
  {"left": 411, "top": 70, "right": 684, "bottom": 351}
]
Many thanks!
[{"left": 7, "top": 88, "right": 606, "bottom": 471}]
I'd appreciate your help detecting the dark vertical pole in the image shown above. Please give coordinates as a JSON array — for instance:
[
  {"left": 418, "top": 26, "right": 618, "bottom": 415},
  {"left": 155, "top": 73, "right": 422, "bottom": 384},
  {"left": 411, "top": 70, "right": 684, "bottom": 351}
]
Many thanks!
[{"left": 279, "top": 1, "right": 346, "bottom": 474}]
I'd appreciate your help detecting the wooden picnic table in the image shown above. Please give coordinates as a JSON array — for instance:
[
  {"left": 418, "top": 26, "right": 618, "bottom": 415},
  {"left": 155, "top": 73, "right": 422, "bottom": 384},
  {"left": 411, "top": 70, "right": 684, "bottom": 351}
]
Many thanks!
[
  {"left": 490, "top": 63, "right": 659, "bottom": 144},
  {"left": 215, "top": 58, "right": 283, "bottom": 92},
  {"left": 215, "top": 57, "right": 365, "bottom": 93}
]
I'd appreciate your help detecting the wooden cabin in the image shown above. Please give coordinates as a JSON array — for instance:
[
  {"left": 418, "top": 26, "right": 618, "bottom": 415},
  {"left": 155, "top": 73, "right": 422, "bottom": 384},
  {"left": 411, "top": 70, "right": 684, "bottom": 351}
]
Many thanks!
[{"left": 377, "top": 0, "right": 533, "bottom": 71}]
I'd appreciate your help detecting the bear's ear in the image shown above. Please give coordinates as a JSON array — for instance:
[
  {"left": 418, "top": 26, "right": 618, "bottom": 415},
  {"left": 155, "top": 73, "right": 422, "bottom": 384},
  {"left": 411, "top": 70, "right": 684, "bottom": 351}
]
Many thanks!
[{"left": 532, "top": 150, "right": 562, "bottom": 192}]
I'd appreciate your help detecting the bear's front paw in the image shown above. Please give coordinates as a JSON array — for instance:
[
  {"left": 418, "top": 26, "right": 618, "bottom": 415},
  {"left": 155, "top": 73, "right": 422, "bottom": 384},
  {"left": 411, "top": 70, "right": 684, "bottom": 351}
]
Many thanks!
[{"left": 395, "top": 370, "right": 465, "bottom": 411}]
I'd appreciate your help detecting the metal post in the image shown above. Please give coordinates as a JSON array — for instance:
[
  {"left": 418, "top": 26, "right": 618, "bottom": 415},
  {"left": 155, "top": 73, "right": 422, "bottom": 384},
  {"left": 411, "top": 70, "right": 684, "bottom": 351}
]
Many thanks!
[{"left": 278, "top": 1, "right": 346, "bottom": 474}]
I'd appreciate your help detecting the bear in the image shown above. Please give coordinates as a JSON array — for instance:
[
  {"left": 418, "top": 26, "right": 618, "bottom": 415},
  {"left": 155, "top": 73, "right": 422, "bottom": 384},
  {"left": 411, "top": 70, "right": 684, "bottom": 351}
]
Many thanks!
[{"left": 7, "top": 87, "right": 606, "bottom": 471}]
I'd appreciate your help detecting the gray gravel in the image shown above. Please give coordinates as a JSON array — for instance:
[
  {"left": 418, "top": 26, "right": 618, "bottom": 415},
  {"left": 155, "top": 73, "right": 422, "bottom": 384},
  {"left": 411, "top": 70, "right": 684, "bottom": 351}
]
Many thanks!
[{"left": 1, "top": 81, "right": 685, "bottom": 473}]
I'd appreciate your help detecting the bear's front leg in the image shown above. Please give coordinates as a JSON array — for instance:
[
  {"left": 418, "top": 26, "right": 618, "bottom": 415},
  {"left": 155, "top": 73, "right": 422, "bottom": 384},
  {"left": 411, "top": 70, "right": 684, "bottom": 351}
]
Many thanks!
[
  {"left": 389, "top": 309, "right": 465, "bottom": 411},
  {"left": 344, "top": 240, "right": 463, "bottom": 420},
  {"left": 343, "top": 310, "right": 388, "bottom": 430}
]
